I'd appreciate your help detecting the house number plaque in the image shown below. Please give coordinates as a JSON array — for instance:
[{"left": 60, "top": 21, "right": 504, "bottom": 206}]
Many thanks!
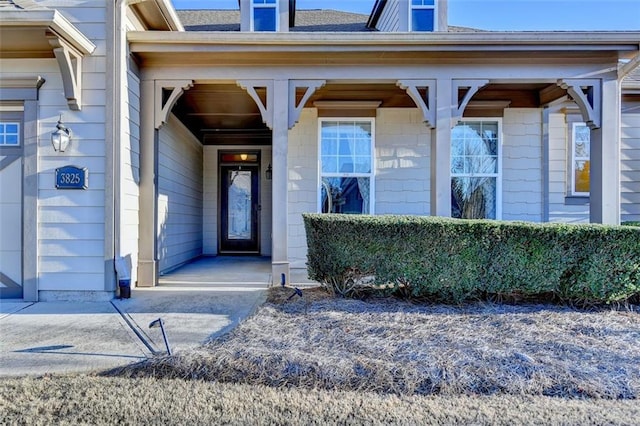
[{"left": 55, "top": 165, "right": 88, "bottom": 190}]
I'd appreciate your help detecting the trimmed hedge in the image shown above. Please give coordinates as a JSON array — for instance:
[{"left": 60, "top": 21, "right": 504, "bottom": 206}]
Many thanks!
[{"left": 303, "top": 214, "right": 640, "bottom": 304}]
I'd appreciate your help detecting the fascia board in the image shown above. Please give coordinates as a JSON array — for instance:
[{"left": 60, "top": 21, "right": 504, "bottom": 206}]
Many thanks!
[{"left": 127, "top": 31, "right": 640, "bottom": 52}]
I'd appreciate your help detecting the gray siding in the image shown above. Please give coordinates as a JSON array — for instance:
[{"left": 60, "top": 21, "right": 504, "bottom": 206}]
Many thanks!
[
  {"left": 621, "top": 99, "right": 640, "bottom": 222},
  {"left": 157, "top": 114, "right": 203, "bottom": 273},
  {"left": 376, "top": 0, "right": 400, "bottom": 32}
]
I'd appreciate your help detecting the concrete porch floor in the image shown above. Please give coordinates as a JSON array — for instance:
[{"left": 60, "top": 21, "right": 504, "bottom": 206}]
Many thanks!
[{"left": 157, "top": 256, "right": 319, "bottom": 289}]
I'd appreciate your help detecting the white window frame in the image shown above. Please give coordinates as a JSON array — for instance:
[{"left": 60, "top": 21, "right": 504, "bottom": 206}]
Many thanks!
[
  {"left": 317, "top": 118, "right": 376, "bottom": 215},
  {"left": 251, "top": 0, "right": 279, "bottom": 32},
  {"left": 0, "top": 121, "right": 20, "bottom": 146},
  {"left": 409, "top": 0, "right": 437, "bottom": 32},
  {"left": 570, "top": 121, "right": 590, "bottom": 196},
  {"left": 451, "top": 118, "right": 502, "bottom": 220}
]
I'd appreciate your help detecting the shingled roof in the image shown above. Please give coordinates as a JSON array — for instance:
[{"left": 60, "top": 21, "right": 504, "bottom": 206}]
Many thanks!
[
  {"left": 0, "top": 0, "right": 44, "bottom": 10},
  {"left": 176, "top": 9, "right": 481, "bottom": 32}
]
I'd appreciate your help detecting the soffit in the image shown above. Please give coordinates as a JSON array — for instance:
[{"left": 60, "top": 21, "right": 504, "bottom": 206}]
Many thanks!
[
  {"left": 174, "top": 82, "right": 567, "bottom": 145},
  {"left": 0, "top": 9, "right": 95, "bottom": 58}
]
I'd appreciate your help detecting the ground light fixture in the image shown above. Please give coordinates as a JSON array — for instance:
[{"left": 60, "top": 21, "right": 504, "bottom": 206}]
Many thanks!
[
  {"left": 51, "top": 115, "right": 72, "bottom": 152},
  {"left": 149, "top": 318, "right": 172, "bottom": 355}
]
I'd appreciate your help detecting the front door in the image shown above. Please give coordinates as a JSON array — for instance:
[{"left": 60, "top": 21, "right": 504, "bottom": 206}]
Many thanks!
[{"left": 220, "top": 164, "right": 260, "bottom": 254}]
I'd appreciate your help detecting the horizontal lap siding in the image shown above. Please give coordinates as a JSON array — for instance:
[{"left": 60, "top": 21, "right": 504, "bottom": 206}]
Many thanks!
[
  {"left": 376, "top": 0, "right": 400, "bottom": 32},
  {"left": 502, "top": 109, "right": 543, "bottom": 221},
  {"left": 621, "top": 100, "right": 640, "bottom": 221},
  {"left": 157, "top": 114, "right": 203, "bottom": 273},
  {"left": 547, "top": 112, "right": 589, "bottom": 223},
  {"left": 2, "top": 1, "right": 109, "bottom": 293}
]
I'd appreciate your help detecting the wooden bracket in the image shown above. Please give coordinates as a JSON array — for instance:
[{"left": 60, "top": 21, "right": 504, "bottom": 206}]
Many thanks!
[{"left": 397, "top": 80, "right": 436, "bottom": 129}]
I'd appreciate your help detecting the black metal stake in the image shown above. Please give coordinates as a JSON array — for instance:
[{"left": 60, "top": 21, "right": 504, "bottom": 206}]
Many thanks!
[{"left": 149, "top": 318, "right": 172, "bottom": 356}]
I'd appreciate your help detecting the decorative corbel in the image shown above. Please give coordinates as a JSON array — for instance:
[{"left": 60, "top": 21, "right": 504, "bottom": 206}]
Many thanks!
[
  {"left": 47, "top": 36, "right": 83, "bottom": 111},
  {"left": 237, "top": 80, "right": 274, "bottom": 130},
  {"left": 557, "top": 79, "right": 601, "bottom": 129},
  {"left": 154, "top": 80, "right": 193, "bottom": 129},
  {"left": 289, "top": 80, "right": 325, "bottom": 129},
  {"left": 452, "top": 79, "right": 489, "bottom": 126},
  {"left": 397, "top": 80, "right": 436, "bottom": 129}
]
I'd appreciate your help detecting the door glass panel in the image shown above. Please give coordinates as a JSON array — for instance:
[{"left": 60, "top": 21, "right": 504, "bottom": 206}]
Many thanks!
[{"left": 227, "top": 170, "right": 252, "bottom": 240}]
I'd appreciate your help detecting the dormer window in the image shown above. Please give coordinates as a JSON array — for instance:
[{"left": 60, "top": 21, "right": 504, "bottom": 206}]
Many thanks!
[
  {"left": 252, "top": 0, "right": 278, "bottom": 31},
  {"left": 411, "top": 0, "right": 435, "bottom": 32}
]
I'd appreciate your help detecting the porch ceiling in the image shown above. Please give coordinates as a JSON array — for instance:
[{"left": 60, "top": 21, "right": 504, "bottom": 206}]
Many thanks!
[{"left": 173, "top": 81, "right": 569, "bottom": 144}]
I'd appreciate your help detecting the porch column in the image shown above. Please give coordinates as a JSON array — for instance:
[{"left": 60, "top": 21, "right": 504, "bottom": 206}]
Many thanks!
[
  {"left": 272, "top": 79, "right": 290, "bottom": 285},
  {"left": 590, "top": 77, "right": 621, "bottom": 224},
  {"left": 138, "top": 79, "right": 157, "bottom": 287},
  {"left": 431, "top": 78, "right": 453, "bottom": 216}
]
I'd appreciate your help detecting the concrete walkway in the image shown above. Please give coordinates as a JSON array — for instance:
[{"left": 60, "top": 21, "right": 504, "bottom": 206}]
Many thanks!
[{"left": 0, "top": 257, "right": 271, "bottom": 377}]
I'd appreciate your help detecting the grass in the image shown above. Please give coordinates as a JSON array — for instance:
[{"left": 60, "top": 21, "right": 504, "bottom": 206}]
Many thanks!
[
  {"left": 1, "top": 376, "right": 639, "bottom": 425},
  {"left": 2, "top": 287, "right": 639, "bottom": 425},
  {"left": 110, "top": 287, "right": 640, "bottom": 399}
]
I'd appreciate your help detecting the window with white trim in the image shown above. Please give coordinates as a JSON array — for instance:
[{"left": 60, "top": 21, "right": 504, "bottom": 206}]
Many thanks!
[
  {"left": 451, "top": 120, "right": 501, "bottom": 219},
  {"left": 0, "top": 122, "right": 20, "bottom": 146},
  {"left": 251, "top": 0, "right": 278, "bottom": 31},
  {"left": 411, "top": 0, "right": 435, "bottom": 32},
  {"left": 570, "top": 122, "right": 590, "bottom": 196},
  {"left": 319, "top": 119, "right": 374, "bottom": 214}
]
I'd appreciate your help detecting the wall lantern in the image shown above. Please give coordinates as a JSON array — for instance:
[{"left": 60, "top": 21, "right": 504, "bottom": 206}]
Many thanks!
[
  {"left": 265, "top": 163, "right": 272, "bottom": 180},
  {"left": 51, "top": 115, "right": 72, "bottom": 152}
]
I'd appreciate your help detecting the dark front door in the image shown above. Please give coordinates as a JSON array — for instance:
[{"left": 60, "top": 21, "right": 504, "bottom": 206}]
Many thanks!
[{"left": 220, "top": 165, "right": 260, "bottom": 254}]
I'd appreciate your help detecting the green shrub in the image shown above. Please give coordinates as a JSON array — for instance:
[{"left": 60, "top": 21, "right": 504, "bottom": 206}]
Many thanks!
[{"left": 303, "top": 214, "right": 640, "bottom": 304}]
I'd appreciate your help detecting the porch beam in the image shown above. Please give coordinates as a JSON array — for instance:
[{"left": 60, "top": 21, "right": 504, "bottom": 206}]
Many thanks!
[
  {"left": 431, "top": 78, "right": 453, "bottom": 217},
  {"left": 271, "top": 79, "right": 290, "bottom": 285},
  {"left": 397, "top": 79, "right": 436, "bottom": 128},
  {"left": 589, "top": 77, "right": 620, "bottom": 224},
  {"left": 289, "top": 80, "right": 325, "bottom": 129},
  {"left": 138, "top": 79, "right": 159, "bottom": 287}
]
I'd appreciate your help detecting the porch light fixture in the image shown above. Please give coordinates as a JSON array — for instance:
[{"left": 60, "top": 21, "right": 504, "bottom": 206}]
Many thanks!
[
  {"left": 51, "top": 115, "right": 72, "bottom": 152},
  {"left": 265, "top": 163, "right": 272, "bottom": 180}
]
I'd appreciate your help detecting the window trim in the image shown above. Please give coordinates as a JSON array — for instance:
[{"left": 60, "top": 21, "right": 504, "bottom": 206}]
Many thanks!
[
  {"left": 409, "top": 0, "right": 437, "bottom": 32},
  {"left": 250, "top": 0, "right": 279, "bottom": 32},
  {"left": 570, "top": 121, "right": 590, "bottom": 197},
  {"left": 451, "top": 118, "right": 503, "bottom": 220},
  {"left": 317, "top": 118, "right": 376, "bottom": 215}
]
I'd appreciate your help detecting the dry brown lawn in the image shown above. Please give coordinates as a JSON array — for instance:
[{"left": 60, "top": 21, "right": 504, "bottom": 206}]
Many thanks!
[
  {"left": 2, "top": 288, "right": 640, "bottom": 425},
  {"left": 1, "top": 375, "right": 639, "bottom": 425},
  {"left": 112, "top": 287, "right": 640, "bottom": 400}
]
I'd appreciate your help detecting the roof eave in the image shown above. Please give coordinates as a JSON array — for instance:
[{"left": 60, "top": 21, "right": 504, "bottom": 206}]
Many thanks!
[{"left": 0, "top": 9, "right": 96, "bottom": 54}]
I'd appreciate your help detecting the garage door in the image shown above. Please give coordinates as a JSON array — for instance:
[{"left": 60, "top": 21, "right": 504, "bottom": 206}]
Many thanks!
[{"left": 0, "top": 116, "right": 23, "bottom": 299}]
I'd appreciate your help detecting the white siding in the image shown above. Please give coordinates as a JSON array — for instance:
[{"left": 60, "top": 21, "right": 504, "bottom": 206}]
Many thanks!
[
  {"left": 202, "top": 146, "right": 272, "bottom": 256},
  {"left": 376, "top": 0, "right": 400, "bottom": 32},
  {"left": 288, "top": 109, "right": 319, "bottom": 267},
  {"left": 0, "top": 1, "right": 109, "bottom": 297},
  {"left": 547, "top": 111, "right": 589, "bottom": 223},
  {"left": 376, "top": 108, "right": 430, "bottom": 215},
  {"left": 157, "top": 114, "right": 203, "bottom": 273},
  {"left": 621, "top": 100, "right": 640, "bottom": 222},
  {"left": 502, "top": 109, "right": 543, "bottom": 221}
]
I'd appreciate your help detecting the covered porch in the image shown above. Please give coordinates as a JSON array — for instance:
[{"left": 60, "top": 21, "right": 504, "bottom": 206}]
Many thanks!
[{"left": 126, "top": 31, "right": 639, "bottom": 289}]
